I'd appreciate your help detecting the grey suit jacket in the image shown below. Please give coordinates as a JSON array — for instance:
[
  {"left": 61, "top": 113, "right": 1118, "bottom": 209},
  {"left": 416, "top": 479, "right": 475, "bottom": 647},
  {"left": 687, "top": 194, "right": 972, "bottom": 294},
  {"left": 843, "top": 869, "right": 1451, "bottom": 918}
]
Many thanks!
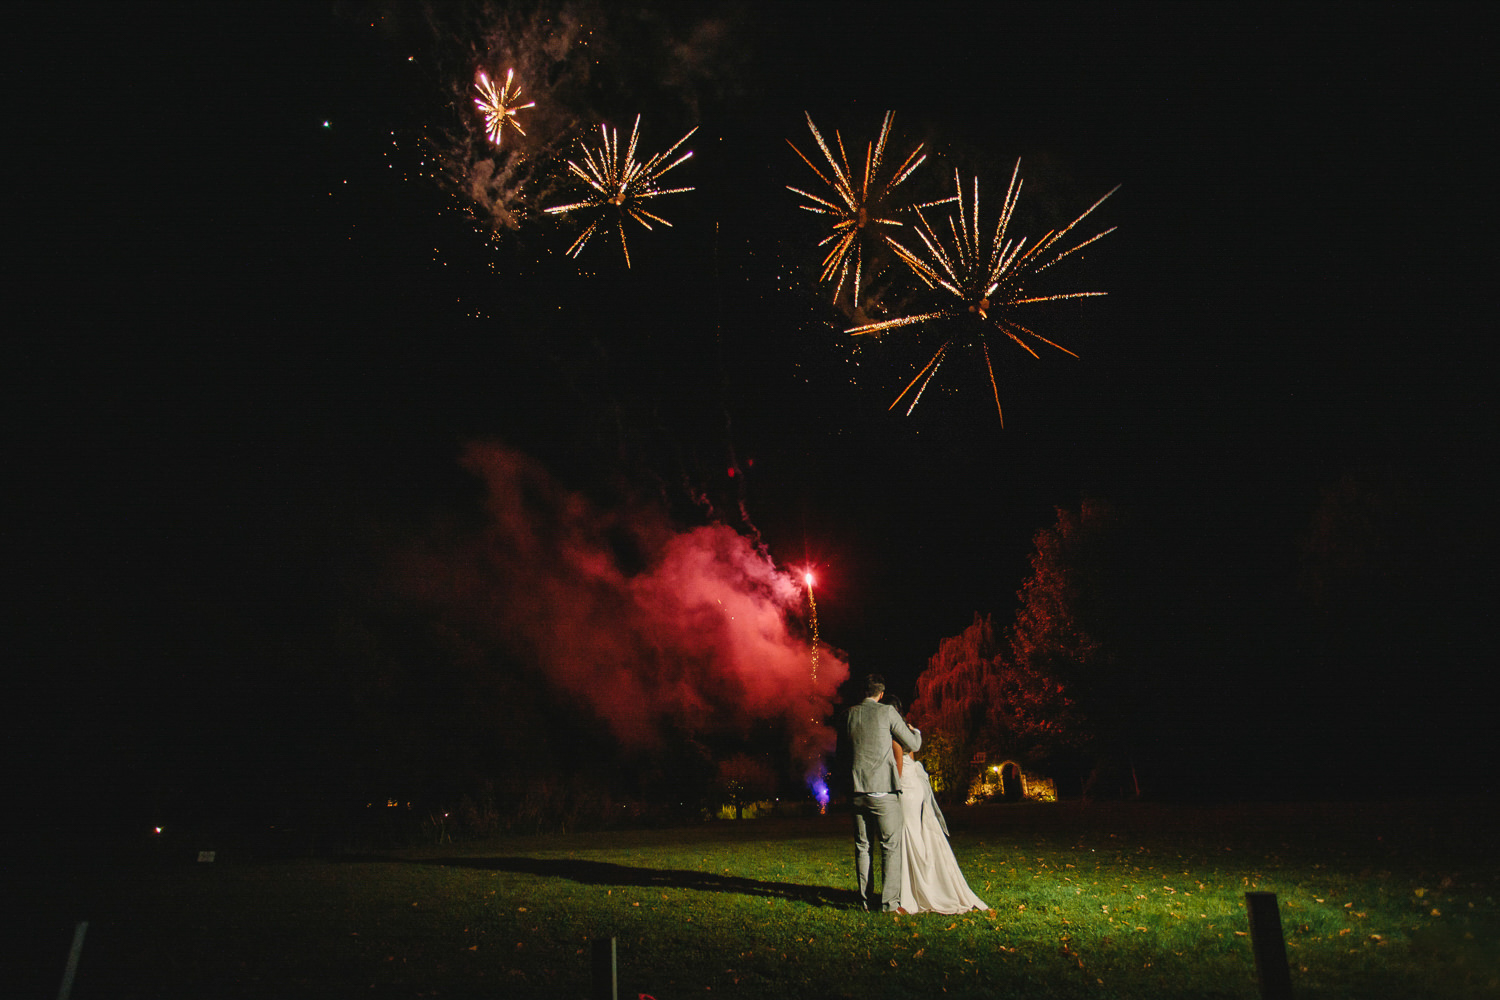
[{"left": 845, "top": 698, "right": 922, "bottom": 794}]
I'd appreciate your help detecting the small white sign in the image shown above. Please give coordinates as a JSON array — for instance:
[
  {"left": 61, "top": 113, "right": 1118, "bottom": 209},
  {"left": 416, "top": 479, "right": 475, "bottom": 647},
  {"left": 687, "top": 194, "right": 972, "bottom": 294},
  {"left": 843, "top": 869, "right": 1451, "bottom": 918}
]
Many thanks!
[{"left": 197, "top": 851, "right": 216, "bottom": 863}]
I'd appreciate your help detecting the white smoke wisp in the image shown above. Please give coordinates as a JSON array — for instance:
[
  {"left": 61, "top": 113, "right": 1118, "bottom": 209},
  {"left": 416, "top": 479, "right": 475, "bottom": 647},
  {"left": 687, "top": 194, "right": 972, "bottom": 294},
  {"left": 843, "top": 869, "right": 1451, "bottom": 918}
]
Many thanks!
[
  {"left": 423, "top": 5, "right": 594, "bottom": 232},
  {"left": 417, "top": 2, "right": 749, "bottom": 235}
]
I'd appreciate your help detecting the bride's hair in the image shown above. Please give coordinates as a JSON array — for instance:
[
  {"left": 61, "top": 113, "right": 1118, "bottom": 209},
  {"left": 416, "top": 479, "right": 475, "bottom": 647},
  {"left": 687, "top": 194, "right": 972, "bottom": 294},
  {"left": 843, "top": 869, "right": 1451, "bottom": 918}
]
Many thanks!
[{"left": 884, "top": 694, "right": 903, "bottom": 715}]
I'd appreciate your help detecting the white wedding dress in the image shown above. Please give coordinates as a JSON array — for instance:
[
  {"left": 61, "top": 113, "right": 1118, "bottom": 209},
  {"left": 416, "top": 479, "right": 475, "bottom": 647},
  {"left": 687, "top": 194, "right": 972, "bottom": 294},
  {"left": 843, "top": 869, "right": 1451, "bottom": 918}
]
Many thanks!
[{"left": 896, "top": 754, "right": 989, "bottom": 914}]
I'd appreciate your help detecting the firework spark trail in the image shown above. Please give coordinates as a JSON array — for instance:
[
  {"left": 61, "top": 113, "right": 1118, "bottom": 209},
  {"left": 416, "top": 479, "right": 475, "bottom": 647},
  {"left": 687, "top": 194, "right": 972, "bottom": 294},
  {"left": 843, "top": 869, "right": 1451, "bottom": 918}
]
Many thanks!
[
  {"left": 786, "top": 111, "right": 954, "bottom": 308},
  {"left": 804, "top": 571, "right": 819, "bottom": 684},
  {"left": 848, "top": 161, "right": 1118, "bottom": 422},
  {"left": 473, "top": 68, "right": 536, "bottom": 146},
  {"left": 887, "top": 341, "right": 950, "bottom": 417},
  {"left": 545, "top": 115, "right": 697, "bottom": 266}
]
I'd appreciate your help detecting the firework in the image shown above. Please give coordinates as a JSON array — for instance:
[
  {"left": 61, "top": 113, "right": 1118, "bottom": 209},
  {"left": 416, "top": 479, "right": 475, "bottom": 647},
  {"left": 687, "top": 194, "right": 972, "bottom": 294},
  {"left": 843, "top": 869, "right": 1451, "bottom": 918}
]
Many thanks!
[
  {"left": 786, "top": 111, "right": 954, "bottom": 308},
  {"left": 473, "top": 68, "right": 536, "bottom": 146},
  {"left": 848, "top": 161, "right": 1118, "bottom": 422},
  {"left": 803, "top": 571, "right": 819, "bottom": 684},
  {"left": 544, "top": 115, "right": 697, "bottom": 266}
]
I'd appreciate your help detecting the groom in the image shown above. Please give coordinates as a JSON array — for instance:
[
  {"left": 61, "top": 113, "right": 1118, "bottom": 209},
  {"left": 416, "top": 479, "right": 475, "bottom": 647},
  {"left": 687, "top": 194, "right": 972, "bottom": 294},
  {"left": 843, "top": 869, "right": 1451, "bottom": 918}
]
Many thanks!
[{"left": 842, "top": 674, "right": 922, "bottom": 912}]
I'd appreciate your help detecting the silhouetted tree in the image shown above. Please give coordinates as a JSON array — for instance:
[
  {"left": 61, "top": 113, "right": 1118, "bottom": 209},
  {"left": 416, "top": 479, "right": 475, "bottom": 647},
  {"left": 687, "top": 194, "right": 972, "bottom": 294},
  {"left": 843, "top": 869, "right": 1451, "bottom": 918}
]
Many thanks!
[
  {"left": 1005, "top": 500, "right": 1116, "bottom": 759},
  {"left": 914, "top": 727, "right": 960, "bottom": 797},
  {"left": 908, "top": 613, "right": 1002, "bottom": 794},
  {"left": 1294, "top": 467, "right": 1498, "bottom": 788},
  {"left": 715, "top": 753, "right": 777, "bottom": 819},
  {"left": 1300, "top": 469, "right": 1415, "bottom": 611},
  {"left": 912, "top": 500, "right": 1135, "bottom": 799}
]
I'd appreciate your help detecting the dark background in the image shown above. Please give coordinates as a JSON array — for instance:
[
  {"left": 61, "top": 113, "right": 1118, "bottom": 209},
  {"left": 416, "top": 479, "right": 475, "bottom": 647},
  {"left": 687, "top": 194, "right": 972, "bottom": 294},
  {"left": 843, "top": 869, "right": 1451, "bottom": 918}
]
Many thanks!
[{"left": 9, "top": 2, "right": 1497, "bottom": 836}]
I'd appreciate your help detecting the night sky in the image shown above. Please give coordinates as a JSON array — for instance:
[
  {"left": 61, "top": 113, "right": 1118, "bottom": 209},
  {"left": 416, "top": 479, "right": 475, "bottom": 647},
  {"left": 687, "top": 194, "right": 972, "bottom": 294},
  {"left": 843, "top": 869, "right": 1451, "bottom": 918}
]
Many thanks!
[{"left": 11, "top": 2, "right": 1497, "bottom": 821}]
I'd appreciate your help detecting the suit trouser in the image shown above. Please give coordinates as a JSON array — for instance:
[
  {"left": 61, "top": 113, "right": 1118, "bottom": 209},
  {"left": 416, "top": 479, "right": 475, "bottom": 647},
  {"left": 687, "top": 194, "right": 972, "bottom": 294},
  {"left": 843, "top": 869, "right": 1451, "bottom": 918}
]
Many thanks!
[{"left": 852, "top": 791, "right": 904, "bottom": 911}]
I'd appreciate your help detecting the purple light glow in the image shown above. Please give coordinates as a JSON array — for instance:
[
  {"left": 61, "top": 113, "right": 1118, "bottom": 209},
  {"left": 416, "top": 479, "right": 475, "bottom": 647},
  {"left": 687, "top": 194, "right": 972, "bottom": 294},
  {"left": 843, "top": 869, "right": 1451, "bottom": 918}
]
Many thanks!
[{"left": 808, "top": 764, "right": 830, "bottom": 811}]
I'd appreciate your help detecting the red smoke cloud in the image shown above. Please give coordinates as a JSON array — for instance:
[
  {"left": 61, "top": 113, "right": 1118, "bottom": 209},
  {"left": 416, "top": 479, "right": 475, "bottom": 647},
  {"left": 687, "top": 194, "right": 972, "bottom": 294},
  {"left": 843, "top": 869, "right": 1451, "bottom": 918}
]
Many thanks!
[{"left": 403, "top": 442, "right": 846, "bottom": 767}]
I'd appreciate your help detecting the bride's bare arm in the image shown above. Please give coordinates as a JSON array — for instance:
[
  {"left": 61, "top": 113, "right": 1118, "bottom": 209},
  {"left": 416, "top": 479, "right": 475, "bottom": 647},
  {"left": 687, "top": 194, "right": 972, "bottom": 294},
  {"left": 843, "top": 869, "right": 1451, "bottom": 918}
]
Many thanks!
[{"left": 893, "top": 740, "right": 904, "bottom": 777}]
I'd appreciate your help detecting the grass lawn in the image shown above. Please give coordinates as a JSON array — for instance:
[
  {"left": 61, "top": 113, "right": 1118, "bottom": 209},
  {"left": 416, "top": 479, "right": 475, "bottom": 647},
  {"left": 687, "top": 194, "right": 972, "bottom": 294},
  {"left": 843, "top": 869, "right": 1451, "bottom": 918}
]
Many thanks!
[{"left": 13, "top": 797, "right": 1498, "bottom": 998}]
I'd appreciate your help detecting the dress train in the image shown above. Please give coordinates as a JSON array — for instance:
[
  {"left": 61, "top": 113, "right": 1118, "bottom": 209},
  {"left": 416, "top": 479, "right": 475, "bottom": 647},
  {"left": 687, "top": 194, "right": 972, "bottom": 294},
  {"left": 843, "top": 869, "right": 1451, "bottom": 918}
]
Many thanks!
[{"left": 896, "top": 757, "right": 988, "bottom": 914}]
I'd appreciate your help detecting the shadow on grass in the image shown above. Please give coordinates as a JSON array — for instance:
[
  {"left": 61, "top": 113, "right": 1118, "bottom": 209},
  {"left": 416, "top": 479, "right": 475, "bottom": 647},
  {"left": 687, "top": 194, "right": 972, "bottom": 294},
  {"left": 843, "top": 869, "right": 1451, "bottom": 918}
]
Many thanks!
[{"left": 348, "top": 855, "right": 864, "bottom": 909}]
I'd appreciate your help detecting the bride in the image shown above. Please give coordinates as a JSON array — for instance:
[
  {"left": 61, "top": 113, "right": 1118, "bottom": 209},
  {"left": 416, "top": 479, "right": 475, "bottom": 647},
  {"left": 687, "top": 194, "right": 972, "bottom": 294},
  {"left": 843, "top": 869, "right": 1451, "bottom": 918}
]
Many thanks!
[{"left": 888, "top": 700, "right": 989, "bottom": 914}]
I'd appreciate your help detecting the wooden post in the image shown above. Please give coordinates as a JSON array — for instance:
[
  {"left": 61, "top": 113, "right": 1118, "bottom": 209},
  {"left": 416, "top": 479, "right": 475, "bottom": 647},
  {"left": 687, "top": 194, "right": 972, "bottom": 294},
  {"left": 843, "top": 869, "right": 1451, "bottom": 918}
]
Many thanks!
[
  {"left": 56, "top": 920, "right": 88, "bottom": 1000},
  {"left": 591, "top": 936, "right": 617, "bottom": 1000},
  {"left": 1244, "top": 892, "right": 1293, "bottom": 1000}
]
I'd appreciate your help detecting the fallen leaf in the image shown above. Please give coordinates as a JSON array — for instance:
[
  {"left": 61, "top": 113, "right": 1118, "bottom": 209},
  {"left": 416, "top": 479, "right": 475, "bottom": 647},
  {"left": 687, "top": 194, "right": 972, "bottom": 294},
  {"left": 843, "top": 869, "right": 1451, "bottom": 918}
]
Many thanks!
[
  {"left": 1431, "top": 908, "right": 1442, "bottom": 917},
  {"left": 1235, "top": 931, "right": 1247, "bottom": 937},
  {"left": 914, "top": 948, "right": 925, "bottom": 958}
]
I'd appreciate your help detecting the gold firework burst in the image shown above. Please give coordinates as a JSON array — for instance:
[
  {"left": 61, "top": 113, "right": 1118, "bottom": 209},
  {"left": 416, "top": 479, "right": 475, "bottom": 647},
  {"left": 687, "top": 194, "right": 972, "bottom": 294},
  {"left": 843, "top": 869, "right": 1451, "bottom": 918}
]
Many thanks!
[
  {"left": 544, "top": 116, "right": 697, "bottom": 267},
  {"left": 473, "top": 68, "right": 535, "bottom": 146},
  {"left": 848, "top": 161, "right": 1118, "bottom": 423},
  {"left": 786, "top": 111, "right": 954, "bottom": 308}
]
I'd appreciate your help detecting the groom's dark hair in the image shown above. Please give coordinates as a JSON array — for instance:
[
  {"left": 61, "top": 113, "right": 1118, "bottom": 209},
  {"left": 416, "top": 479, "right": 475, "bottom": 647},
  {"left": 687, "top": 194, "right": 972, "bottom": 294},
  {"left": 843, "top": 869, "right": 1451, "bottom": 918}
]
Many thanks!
[{"left": 865, "top": 674, "right": 886, "bottom": 697}]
